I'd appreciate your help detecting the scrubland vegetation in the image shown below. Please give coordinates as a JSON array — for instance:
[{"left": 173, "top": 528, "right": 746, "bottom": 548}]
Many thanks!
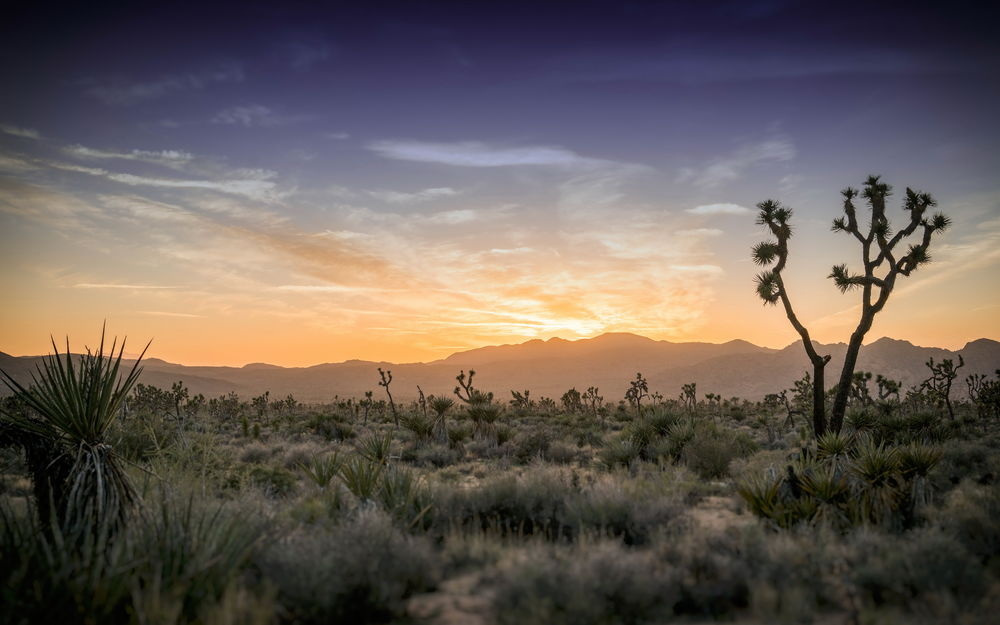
[{"left": 2, "top": 335, "right": 999, "bottom": 625}]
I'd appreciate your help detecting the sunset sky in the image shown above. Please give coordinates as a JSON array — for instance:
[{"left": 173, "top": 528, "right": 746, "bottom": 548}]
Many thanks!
[{"left": 1, "top": 1, "right": 998, "bottom": 366}]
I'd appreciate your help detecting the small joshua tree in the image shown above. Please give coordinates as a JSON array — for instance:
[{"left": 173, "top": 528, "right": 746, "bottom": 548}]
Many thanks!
[
  {"left": 920, "top": 355, "right": 964, "bottom": 421},
  {"left": 624, "top": 373, "right": 648, "bottom": 416},
  {"left": 377, "top": 368, "right": 398, "bottom": 425},
  {"left": 583, "top": 386, "right": 603, "bottom": 420},
  {"left": 680, "top": 382, "right": 697, "bottom": 413},
  {"left": 454, "top": 369, "right": 493, "bottom": 405},
  {"left": 561, "top": 387, "right": 583, "bottom": 414},
  {"left": 875, "top": 374, "right": 901, "bottom": 402},
  {"left": 754, "top": 176, "right": 950, "bottom": 434}
]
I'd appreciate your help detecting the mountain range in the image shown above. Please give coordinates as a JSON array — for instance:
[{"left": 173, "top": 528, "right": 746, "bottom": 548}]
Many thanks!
[{"left": 1, "top": 333, "right": 998, "bottom": 403}]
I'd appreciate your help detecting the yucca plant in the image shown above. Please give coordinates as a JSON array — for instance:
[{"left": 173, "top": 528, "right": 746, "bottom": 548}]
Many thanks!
[
  {"left": 400, "top": 412, "right": 434, "bottom": 443},
  {"left": 798, "top": 464, "right": 851, "bottom": 528},
  {"left": 0, "top": 328, "right": 148, "bottom": 532},
  {"left": 357, "top": 431, "right": 393, "bottom": 465},
  {"left": 737, "top": 470, "right": 788, "bottom": 527},
  {"left": 339, "top": 456, "right": 384, "bottom": 501},
  {"left": 299, "top": 452, "right": 343, "bottom": 489},
  {"left": 897, "top": 442, "right": 942, "bottom": 516},
  {"left": 815, "top": 430, "right": 854, "bottom": 468},
  {"left": 467, "top": 402, "right": 503, "bottom": 435},
  {"left": 850, "top": 437, "right": 902, "bottom": 525}
]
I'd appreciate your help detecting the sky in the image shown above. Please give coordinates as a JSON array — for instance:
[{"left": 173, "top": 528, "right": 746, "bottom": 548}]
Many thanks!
[{"left": 1, "top": 0, "right": 998, "bottom": 366}]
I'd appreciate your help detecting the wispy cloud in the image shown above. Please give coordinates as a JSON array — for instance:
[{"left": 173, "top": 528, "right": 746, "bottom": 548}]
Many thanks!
[
  {"left": 65, "top": 144, "right": 193, "bottom": 166},
  {"left": 367, "top": 187, "right": 458, "bottom": 204},
  {"left": 676, "top": 228, "right": 725, "bottom": 237},
  {"left": 47, "top": 159, "right": 281, "bottom": 202},
  {"left": 0, "top": 124, "right": 40, "bottom": 139},
  {"left": 138, "top": 310, "right": 203, "bottom": 318},
  {"left": 83, "top": 63, "right": 244, "bottom": 105},
  {"left": 368, "top": 140, "right": 605, "bottom": 168},
  {"left": 211, "top": 104, "right": 313, "bottom": 127},
  {"left": 685, "top": 203, "right": 752, "bottom": 215},
  {"left": 73, "top": 283, "right": 178, "bottom": 290},
  {"left": 678, "top": 138, "right": 795, "bottom": 189}
]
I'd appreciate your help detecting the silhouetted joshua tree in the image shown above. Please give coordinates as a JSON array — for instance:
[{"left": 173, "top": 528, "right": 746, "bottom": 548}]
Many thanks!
[
  {"left": 753, "top": 176, "right": 950, "bottom": 434},
  {"left": 752, "top": 199, "right": 832, "bottom": 435},
  {"left": 377, "top": 367, "right": 398, "bottom": 425},
  {"left": 827, "top": 177, "right": 949, "bottom": 432},
  {"left": 624, "top": 373, "right": 648, "bottom": 416},
  {"left": 921, "top": 355, "right": 964, "bottom": 421}
]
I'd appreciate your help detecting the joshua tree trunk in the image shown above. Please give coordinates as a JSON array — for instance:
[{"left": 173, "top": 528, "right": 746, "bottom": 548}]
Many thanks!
[
  {"left": 830, "top": 314, "right": 874, "bottom": 433},
  {"left": 777, "top": 273, "right": 831, "bottom": 435}
]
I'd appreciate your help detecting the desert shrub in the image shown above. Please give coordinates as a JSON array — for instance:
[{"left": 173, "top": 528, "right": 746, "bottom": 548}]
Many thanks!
[
  {"left": 492, "top": 542, "right": 678, "bottom": 625},
  {"left": 930, "top": 438, "right": 1000, "bottom": 492},
  {"left": 0, "top": 493, "right": 266, "bottom": 625},
  {"left": 307, "top": 412, "right": 354, "bottom": 441},
  {"left": 108, "top": 411, "right": 176, "bottom": 462},
  {"left": 258, "top": 508, "right": 438, "bottom": 624},
  {"left": 513, "top": 429, "right": 552, "bottom": 463},
  {"left": 240, "top": 442, "right": 272, "bottom": 464},
  {"left": 932, "top": 482, "right": 1000, "bottom": 568},
  {"left": 849, "top": 527, "right": 987, "bottom": 614},
  {"left": 401, "top": 443, "right": 460, "bottom": 468},
  {"left": 248, "top": 465, "right": 298, "bottom": 497},
  {"left": 281, "top": 441, "right": 325, "bottom": 470},
  {"left": 433, "top": 470, "right": 569, "bottom": 539},
  {"left": 681, "top": 425, "right": 757, "bottom": 479},
  {"left": 598, "top": 437, "right": 640, "bottom": 468},
  {"left": 546, "top": 441, "right": 578, "bottom": 464},
  {"left": 573, "top": 426, "right": 603, "bottom": 448},
  {"left": 431, "top": 469, "right": 682, "bottom": 544}
]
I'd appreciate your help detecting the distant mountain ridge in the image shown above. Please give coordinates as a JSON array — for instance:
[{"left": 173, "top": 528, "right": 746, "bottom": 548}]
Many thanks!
[{"left": 1, "top": 334, "right": 997, "bottom": 403}]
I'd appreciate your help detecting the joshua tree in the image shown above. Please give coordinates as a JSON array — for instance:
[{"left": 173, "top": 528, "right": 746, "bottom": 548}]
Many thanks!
[
  {"left": 377, "top": 368, "right": 398, "bottom": 425},
  {"left": 754, "top": 176, "right": 950, "bottom": 434},
  {"left": 752, "top": 199, "right": 831, "bottom": 435},
  {"left": 624, "top": 373, "right": 648, "bottom": 416},
  {"left": 583, "top": 386, "right": 603, "bottom": 420},
  {"left": 920, "top": 355, "right": 964, "bottom": 421},
  {"left": 361, "top": 390, "right": 374, "bottom": 424},
  {"left": 875, "top": 374, "right": 901, "bottom": 402},
  {"left": 454, "top": 369, "right": 493, "bottom": 405},
  {"left": 680, "top": 382, "right": 697, "bottom": 413},
  {"left": 826, "top": 176, "right": 950, "bottom": 432},
  {"left": 561, "top": 387, "right": 583, "bottom": 414},
  {"left": 510, "top": 389, "right": 533, "bottom": 411}
]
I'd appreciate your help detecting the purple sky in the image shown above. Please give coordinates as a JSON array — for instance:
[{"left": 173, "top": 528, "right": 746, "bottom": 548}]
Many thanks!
[{"left": 1, "top": 1, "right": 998, "bottom": 364}]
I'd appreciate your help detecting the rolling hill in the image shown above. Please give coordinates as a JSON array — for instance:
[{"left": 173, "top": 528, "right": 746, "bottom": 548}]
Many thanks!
[{"left": 1, "top": 334, "right": 997, "bottom": 403}]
